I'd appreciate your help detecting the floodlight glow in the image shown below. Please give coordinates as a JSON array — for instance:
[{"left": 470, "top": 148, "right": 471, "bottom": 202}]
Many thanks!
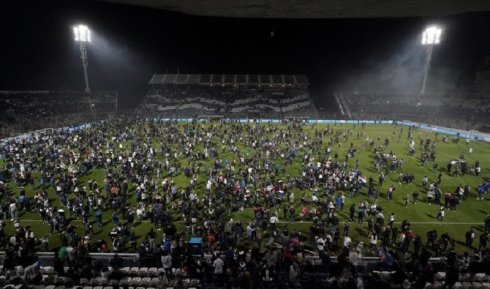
[
  {"left": 73, "top": 24, "right": 92, "bottom": 93},
  {"left": 421, "top": 26, "right": 442, "bottom": 45},
  {"left": 73, "top": 24, "right": 91, "bottom": 42}
]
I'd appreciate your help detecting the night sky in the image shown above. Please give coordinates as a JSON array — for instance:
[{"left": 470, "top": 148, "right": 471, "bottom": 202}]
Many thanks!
[{"left": 1, "top": 0, "right": 490, "bottom": 108}]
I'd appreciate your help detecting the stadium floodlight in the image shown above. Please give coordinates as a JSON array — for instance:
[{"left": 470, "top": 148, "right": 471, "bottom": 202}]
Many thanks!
[
  {"left": 421, "top": 26, "right": 441, "bottom": 45},
  {"left": 73, "top": 25, "right": 91, "bottom": 42},
  {"left": 73, "top": 24, "right": 91, "bottom": 94},
  {"left": 420, "top": 26, "right": 442, "bottom": 95}
]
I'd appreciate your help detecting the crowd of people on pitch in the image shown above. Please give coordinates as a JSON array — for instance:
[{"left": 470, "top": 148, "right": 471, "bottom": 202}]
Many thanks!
[{"left": 0, "top": 118, "right": 488, "bottom": 288}]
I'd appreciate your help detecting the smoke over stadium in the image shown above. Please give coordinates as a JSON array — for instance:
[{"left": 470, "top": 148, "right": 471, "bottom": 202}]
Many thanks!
[{"left": 1, "top": 0, "right": 490, "bottom": 288}]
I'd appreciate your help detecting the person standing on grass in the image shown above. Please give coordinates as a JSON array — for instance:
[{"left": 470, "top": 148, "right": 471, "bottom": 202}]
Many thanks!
[
  {"left": 422, "top": 176, "right": 428, "bottom": 189},
  {"left": 343, "top": 234, "right": 352, "bottom": 248},
  {"left": 465, "top": 229, "right": 475, "bottom": 248},
  {"left": 389, "top": 212, "right": 395, "bottom": 227},
  {"left": 485, "top": 215, "right": 490, "bottom": 233},
  {"left": 335, "top": 194, "right": 343, "bottom": 211},
  {"left": 95, "top": 208, "right": 103, "bottom": 227},
  {"left": 387, "top": 185, "right": 395, "bottom": 201},
  {"left": 426, "top": 229, "right": 437, "bottom": 247},
  {"left": 269, "top": 214, "right": 279, "bottom": 229},
  {"left": 9, "top": 201, "right": 17, "bottom": 221},
  {"left": 412, "top": 191, "right": 419, "bottom": 204},
  {"left": 479, "top": 232, "right": 488, "bottom": 250},
  {"left": 213, "top": 254, "right": 224, "bottom": 285},
  {"left": 349, "top": 203, "right": 355, "bottom": 221},
  {"left": 437, "top": 206, "right": 445, "bottom": 221},
  {"left": 357, "top": 204, "right": 365, "bottom": 224},
  {"left": 112, "top": 211, "right": 119, "bottom": 225},
  {"left": 405, "top": 193, "right": 409, "bottom": 208},
  {"left": 147, "top": 228, "right": 157, "bottom": 250}
]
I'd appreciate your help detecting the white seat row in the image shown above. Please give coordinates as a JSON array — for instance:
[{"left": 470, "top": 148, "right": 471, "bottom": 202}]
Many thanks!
[{"left": 119, "top": 267, "right": 164, "bottom": 277}]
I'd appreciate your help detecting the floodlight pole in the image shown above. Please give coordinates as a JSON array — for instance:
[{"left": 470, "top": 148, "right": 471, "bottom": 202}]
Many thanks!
[
  {"left": 79, "top": 41, "right": 91, "bottom": 94},
  {"left": 420, "top": 26, "right": 441, "bottom": 95},
  {"left": 421, "top": 44, "right": 434, "bottom": 95}
]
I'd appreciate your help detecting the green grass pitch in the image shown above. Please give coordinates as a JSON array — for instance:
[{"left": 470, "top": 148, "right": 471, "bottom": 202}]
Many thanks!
[{"left": 2, "top": 122, "right": 490, "bottom": 254}]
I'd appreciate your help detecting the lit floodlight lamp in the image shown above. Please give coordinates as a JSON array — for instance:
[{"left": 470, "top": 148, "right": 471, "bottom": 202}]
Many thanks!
[
  {"left": 73, "top": 24, "right": 91, "bottom": 42},
  {"left": 421, "top": 26, "right": 442, "bottom": 45}
]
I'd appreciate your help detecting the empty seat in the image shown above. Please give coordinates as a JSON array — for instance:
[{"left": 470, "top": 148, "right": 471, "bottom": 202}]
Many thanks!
[
  {"left": 95, "top": 278, "right": 109, "bottom": 286},
  {"left": 41, "top": 267, "right": 55, "bottom": 275},
  {"left": 141, "top": 277, "right": 151, "bottom": 286},
  {"left": 481, "top": 283, "right": 490, "bottom": 289},
  {"left": 475, "top": 274, "right": 486, "bottom": 282},
  {"left": 120, "top": 267, "right": 130, "bottom": 274},
  {"left": 44, "top": 286, "right": 56, "bottom": 289},
  {"left": 435, "top": 272, "right": 446, "bottom": 281},
  {"left": 149, "top": 278, "right": 160, "bottom": 287},
  {"left": 82, "top": 287, "right": 92, "bottom": 289},
  {"left": 453, "top": 282, "right": 463, "bottom": 289},
  {"left": 138, "top": 267, "right": 148, "bottom": 276},
  {"left": 148, "top": 268, "right": 158, "bottom": 277},
  {"left": 129, "top": 267, "right": 139, "bottom": 276},
  {"left": 129, "top": 277, "right": 141, "bottom": 286}
]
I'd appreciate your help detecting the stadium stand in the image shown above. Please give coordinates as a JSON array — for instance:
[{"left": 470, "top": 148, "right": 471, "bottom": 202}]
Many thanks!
[
  {"left": 139, "top": 74, "right": 319, "bottom": 119},
  {"left": 339, "top": 92, "right": 490, "bottom": 131},
  {"left": 0, "top": 91, "right": 118, "bottom": 138}
]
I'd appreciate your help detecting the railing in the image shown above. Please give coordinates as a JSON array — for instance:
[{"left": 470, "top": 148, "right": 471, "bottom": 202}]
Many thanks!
[{"left": 0, "top": 250, "right": 445, "bottom": 264}]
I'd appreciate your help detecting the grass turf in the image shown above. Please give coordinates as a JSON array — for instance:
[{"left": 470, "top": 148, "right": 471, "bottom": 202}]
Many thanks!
[{"left": 2, "top": 123, "right": 490, "bottom": 254}]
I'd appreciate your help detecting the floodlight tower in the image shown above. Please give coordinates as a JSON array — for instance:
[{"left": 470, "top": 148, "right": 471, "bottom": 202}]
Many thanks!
[
  {"left": 420, "top": 26, "right": 442, "bottom": 95},
  {"left": 73, "top": 24, "right": 92, "bottom": 94}
]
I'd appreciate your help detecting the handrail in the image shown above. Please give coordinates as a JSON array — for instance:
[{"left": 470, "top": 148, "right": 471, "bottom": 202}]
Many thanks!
[{"left": 0, "top": 251, "right": 444, "bottom": 263}]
